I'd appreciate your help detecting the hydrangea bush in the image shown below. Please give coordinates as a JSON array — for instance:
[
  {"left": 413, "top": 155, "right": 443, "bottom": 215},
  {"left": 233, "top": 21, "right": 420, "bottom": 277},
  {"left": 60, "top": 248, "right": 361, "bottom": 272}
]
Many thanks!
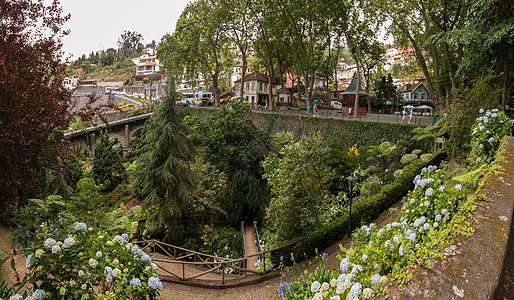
[
  {"left": 469, "top": 108, "right": 511, "bottom": 167},
  {"left": 20, "top": 222, "right": 161, "bottom": 299},
  {"left": 278, "top": 166, "right": 468, "bottom": 299}
]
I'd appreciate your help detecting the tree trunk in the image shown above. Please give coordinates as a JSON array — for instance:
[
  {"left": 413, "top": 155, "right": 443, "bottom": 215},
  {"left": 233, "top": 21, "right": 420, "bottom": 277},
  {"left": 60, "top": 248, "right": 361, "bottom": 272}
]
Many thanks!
[
  {"left": 430, "top": 45, "right": 444, "bottom": 111},
  {"left": 240, "top": 53, "right": 247, "bottom": 98},
  {"left": 502, "top": 58, "right": 510, "bottom": 112},
  {"left": 354, "top": 61, "right": 360, "bottom": 118}
]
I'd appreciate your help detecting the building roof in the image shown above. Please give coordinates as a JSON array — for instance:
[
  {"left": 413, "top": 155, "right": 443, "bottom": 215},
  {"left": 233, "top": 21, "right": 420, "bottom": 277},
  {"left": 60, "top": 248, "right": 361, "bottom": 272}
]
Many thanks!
[
  {"left": 341, "top": 77, "right": 367, "bottom": 95},
  {"left": 140, "top": 56, "right": 156, "bottom": 60},
  {"left": 403, "top": 82, "right": 428, "bottom": 93},
  {"left": 136, "top": 62, "right": 156, "bottom": 67},
  {"left": 234, "top": 71, "right": 268, "bottom": 83}
]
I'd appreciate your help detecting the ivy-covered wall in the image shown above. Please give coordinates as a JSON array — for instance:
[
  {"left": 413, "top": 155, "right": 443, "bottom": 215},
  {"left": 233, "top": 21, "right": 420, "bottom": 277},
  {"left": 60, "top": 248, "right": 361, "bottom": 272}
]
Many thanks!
[{"left": 188, "top": 108, "right": 431, "bottom": 150}]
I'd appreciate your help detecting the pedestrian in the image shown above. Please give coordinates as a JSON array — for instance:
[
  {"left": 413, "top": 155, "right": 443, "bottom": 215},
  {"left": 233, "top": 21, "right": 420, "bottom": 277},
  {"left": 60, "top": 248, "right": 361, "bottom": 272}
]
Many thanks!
[
  {"left": 401, "top": 108, "right": 406, "bottom": 123},
  {"left": 348, "top": 106, "right": 352, "bottom": 118},
  {"left": 408, "top": 109, "right": 413, "bottom": 123},
  {"left": 314, "top": 103, "right": 319, "bottom": 117}
]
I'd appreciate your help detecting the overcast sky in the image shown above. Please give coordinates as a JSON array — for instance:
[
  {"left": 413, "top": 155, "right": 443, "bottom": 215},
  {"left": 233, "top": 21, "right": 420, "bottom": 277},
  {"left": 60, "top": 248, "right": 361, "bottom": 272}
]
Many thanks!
[{"left": 59, "top": 0, "right": 191, "bottom": 59}]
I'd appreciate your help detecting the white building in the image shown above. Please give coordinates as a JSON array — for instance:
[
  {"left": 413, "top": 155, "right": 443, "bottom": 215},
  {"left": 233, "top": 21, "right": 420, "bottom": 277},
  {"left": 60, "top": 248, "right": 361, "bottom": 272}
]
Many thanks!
[{"left": 132, "top": 55, "right": 160, "bottom": 76}]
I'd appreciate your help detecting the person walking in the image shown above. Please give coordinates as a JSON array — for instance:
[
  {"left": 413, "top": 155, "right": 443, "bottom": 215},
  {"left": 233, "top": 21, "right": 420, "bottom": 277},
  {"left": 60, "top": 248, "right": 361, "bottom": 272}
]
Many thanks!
[
  {"left": 348, "top": 106, "right": 352, "bottom": 118},
  {"left": 401, "top": 108, "right": 406, "bottom": 123},
  {"left": 314, "top": 103, "right": 319, "bottom": 117},
  {"left": 408, "top": 108, "right": 413, "bottom": 123}
]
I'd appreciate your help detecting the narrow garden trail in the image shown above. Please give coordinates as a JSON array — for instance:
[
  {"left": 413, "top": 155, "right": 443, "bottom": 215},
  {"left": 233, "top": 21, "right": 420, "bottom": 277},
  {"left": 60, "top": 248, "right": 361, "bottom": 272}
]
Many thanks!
[{"left": 243, "top": 223, "right": 258, "bottom": 271}]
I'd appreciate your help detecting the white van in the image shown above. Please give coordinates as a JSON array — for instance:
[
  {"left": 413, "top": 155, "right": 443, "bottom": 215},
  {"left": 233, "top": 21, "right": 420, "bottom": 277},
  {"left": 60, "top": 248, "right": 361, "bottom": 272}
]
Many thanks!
[{"left": 331, "top": 101, "right": 342, "bottom": 109}]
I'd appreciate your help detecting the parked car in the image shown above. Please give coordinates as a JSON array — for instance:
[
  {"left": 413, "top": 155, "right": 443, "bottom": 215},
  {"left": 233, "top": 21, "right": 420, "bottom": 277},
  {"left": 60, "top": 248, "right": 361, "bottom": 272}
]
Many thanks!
[
  {"left": 331, "top": 101, "right": 342, "bottom": 110},
  {"left": 198, "top": 99, "right": 213, "bottom": 107}
]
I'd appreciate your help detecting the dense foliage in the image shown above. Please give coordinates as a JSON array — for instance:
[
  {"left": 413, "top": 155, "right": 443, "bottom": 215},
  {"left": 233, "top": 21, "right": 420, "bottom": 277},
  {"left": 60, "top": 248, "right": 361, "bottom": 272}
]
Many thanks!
[{"left": 92, "top": 134, "right": 125, "bottom": 191}]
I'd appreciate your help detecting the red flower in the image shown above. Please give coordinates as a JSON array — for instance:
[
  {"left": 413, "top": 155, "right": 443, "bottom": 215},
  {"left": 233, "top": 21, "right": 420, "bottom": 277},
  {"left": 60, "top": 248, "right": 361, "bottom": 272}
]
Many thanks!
[{"left": 12, "top": 248, "right": 17, "bottom": 255}]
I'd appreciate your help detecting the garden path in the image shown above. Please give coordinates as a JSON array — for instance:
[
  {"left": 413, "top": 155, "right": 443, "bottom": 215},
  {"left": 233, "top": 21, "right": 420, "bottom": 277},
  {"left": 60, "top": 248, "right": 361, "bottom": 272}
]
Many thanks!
[{"left": 243, "top": 223, "right": 258, "bottom": 271}]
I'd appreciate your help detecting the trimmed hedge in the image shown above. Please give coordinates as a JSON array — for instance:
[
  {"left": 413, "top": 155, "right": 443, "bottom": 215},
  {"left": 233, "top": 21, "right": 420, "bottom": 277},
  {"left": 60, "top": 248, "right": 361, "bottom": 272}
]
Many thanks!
[
  {"left": 271, "top": 159, "right": 426, "bottom": 266},
  {"left": 186, "top": 108, "right": 431, "bottom": 151}
]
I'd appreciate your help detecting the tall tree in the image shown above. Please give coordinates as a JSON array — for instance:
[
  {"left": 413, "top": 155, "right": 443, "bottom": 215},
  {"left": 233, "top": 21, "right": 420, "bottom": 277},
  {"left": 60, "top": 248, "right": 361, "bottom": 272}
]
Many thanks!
[
  {"left": 134, "top": 69, "right": 196, "bottom": 241},
  {"left": 163, "top": 0, "right": 231, "bottom": 106},
  {"left": 0, "top": 0, "right": 73, "bottom": 205},
  {"left": 117, "top": 30, "right": 144, "bottom": 58}
]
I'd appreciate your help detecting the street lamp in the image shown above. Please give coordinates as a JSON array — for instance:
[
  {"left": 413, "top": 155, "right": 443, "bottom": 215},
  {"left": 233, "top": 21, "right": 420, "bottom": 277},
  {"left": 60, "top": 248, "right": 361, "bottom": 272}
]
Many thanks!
[{"left": 346, "top": 173, "right": 358, "bottom": 239}]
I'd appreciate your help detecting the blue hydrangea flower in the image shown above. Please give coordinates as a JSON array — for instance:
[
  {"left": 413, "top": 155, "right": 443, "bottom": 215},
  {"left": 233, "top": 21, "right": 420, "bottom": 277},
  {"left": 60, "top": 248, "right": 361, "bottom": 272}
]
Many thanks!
[
  {"left": 348, "top": 282, "right": 362, "bottom": 298},
  {"left": 442, "top": 208, "right": 448, "bottom": 215},
  {"left": 486, "top": 111, "right": 491, "bottom": 117},
  {"left": 44, "top": 238, "right": 56, "bottom": 249},
  {"left": 425, "top": 188, "right": 434, "bottom": 197},
  {"left": 26, "top": 253, "right": 34, "bottom": 269},
  {"left": 479, "top": 108, "right": 484, "bottom": 113},
  {"left": 75, "top": 222, "right": 87, "bottom": 231},
  {"left": 439, "top": 186, "right": 445, "bottom": 192},
  {"left": 106, "top": 273, "right": 113, "bottom": 283},
  {"left": 484, "top": 117, "right": 489, "bottom": 123},
  {"left": 486, "top": 130, "right": 490, "bottom": 134},
  {"left": 408, "top": 232, "right": 417, "bottom": 241},
  {"left": 339, "top": 257, "right": 351, "bottom": 272},
  {"left": 479, "top": 125, "right": 485, "bottom": 131},
  {"left": 148, "top": 276, "right": 162, "bottom": 290},
  {"left": 492, "top": 108, "right": 498, "bottom": 112},
  {"left": 455, "top": 184, "right": 462, "bottom": 191},
  {"left": 362, "top": 253, "right": 368, "bottom": 261},
  {"left": 130, "top": 277, "right": 142, "bottom": 288},
  {"left": 121, "top": 233, "right": 129, "bottom": 240},
  {"left": 9, "top": 294, "right": 23, "bottom": 300},
  {"left": 371, "top": 274, "right": 381, "bottom": 287},
  {"left": 424, "top": 200, "right": 430, "bottom": 207},
  {"left": 491, "top": 113, "right": 497, "bottom": 118},
  {"left": 423, "top": 223, "right": 430, "bottom": 230},
  {"left": 413, "top": 175, "right": 421, "bottom": 185},
  {"left": 410, "top": 198, "right": 416, "bottom": 204},
  {"left": 479, "top": 144, "right": 483, "bottom": 149},
  {"left": 32, "top": 289, "right": 47, "bottom": 300},
  {"left": 488, "top": 137, "right": 494, "bottom": 143},
  {"left": 477, "top": 157, "right": 482, "bottom": 163},
  {"left": 434, "top": 222, "right": 439, "bottom": 228},
  {"left": 399, "top": 245, "right": 404, "bottom": 256},
  {"left": 435, "top": 214, "right": 442, "bottom": 222}
]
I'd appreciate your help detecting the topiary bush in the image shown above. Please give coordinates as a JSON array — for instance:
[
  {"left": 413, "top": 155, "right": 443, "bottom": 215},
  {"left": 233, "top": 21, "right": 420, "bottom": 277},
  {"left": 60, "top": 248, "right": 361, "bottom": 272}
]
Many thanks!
[
  {"left": 411, "top": 149, "right": 423, "bottom": 155},
  {"left": 420, "top": 153, "right": 434, "bottom": 162},
  {"left": 400, "top": 153, "right": 418, "bottom": 165},
  {"left": 393, "top": 169, "right": 403, "bottom": 177}
]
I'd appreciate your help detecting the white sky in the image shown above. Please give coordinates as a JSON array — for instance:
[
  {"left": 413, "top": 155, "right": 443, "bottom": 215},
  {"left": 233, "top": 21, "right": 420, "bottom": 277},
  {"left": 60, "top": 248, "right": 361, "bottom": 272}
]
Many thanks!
[{"left": 59, "top": 0, "right": 191, "bottom": 59}]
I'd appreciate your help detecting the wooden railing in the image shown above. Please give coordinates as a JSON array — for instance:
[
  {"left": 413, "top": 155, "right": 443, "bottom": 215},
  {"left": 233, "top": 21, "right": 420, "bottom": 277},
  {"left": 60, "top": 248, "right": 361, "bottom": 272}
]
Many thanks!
[{"left": 133, "top": 239, "right": 301, "bottom": 286}]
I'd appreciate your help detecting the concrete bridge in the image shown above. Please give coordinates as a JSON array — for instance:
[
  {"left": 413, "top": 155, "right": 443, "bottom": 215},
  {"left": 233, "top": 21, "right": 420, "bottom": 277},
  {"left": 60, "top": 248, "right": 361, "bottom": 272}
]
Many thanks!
[{"left": 64, "top": 112, "right": 153, "bottom": 158}]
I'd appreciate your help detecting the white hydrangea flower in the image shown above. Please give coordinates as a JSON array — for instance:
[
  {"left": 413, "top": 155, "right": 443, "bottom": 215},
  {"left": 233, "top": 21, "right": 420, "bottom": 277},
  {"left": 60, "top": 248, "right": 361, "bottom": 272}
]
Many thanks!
[
  {"left": 51, "top": 244, "right": 61, "bottom": 254},
  {"left": 64, "top": 237, "right": 75, "bottom": 248},
  {"left": 88, "top": 258, "right": 98, "bottom": 268},
  {"left": 363, "top": 288, "right": 373, "bottom": 299},
  {"left": 95, "top": 251, "right": 102, "bottom": 258},
  {"left": 310, "top": 281, "right": 321, "bottom": 293},
  {"left": 320, "top": 282, "right": 329, "bottom": 293}
]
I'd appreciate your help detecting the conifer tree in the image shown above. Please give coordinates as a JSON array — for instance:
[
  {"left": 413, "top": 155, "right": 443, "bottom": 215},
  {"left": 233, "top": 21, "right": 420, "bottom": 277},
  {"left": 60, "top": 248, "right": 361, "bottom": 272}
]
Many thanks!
[
  {"left": 92, "top": 134, "right": 125, "bottom": 190},
  {"left": 134, "top": 77, "right": 195, "bottom": 241}
]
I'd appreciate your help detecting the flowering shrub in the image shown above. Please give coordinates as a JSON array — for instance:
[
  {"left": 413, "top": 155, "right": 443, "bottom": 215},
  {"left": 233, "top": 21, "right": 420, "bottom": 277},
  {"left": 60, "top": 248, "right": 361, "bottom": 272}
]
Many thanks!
[
  {"left": 21, "top": 222, "right": 161, "bottom": 299},
  {"left": 469, "top": 108, "right": 511, "bottom": 167},
  {"left": 278, "top": 166, "right": 468, "bottom": 299}
]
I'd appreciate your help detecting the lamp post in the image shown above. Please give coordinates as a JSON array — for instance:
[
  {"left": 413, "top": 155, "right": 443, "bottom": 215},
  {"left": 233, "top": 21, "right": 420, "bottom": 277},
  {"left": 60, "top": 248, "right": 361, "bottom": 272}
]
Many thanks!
[{"left": 346, "top": 174, "right": 357, "bottom": 239}]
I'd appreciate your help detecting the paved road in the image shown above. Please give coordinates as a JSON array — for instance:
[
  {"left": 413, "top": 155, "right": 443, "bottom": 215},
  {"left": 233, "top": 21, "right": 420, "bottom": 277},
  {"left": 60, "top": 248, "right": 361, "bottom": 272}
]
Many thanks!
[{"left": 251, "top": 107, "right": 437, "bottom": 126}]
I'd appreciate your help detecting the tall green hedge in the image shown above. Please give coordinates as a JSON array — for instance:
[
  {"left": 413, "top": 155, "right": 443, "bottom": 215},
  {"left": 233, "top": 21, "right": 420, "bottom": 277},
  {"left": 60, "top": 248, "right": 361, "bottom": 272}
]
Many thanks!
[
  {"left": 186, "top": 108, "right": 430, "bottom": 151},
  {"left": 271, "top": 159, "right": 426, "bottom": 266}
]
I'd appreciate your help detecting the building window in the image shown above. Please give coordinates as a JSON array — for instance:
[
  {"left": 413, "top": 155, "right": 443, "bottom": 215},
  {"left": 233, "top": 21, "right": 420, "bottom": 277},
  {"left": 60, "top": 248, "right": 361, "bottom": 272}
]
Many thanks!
[
  {"left": 259, "top": 82, "right": 263, "bottom": 91},
  {"left": 246, "top": 83, "right": 250, "bottom": 91},
  {"left": 252, "top": 82, "right": 255, "bottom": 90},
  {"left": 264, "top": 84, "right": 268, "bottom": 92},
  {"left": 413, "top": 93, "right": 418, "bottom": 100},
  {"left": 421, "top": 93, "right": 426, "bottom": 100}
]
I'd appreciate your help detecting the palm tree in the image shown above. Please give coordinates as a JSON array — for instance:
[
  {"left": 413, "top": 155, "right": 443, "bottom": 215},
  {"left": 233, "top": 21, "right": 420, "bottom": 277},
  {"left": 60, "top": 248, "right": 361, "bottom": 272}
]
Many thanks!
[{"left": 367, "top": 141, "right": 397, "bottom": 183}]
